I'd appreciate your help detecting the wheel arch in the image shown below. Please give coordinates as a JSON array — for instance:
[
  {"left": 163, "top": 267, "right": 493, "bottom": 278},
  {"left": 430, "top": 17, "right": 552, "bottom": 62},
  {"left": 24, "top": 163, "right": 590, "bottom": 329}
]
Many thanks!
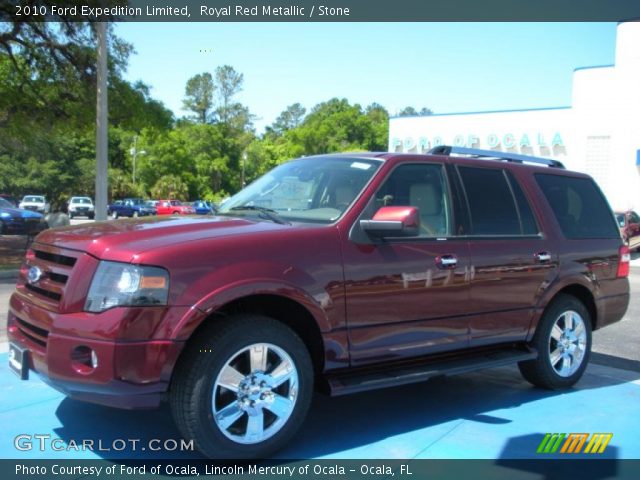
[{"left": 176, "top": 293, "right": 327, "bottom": 376}]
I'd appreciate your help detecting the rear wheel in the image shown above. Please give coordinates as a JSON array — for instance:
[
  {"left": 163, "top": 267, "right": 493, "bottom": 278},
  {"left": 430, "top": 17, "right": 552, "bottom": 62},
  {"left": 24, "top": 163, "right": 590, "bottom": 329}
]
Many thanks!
[
  {"left": 518, "top": 294, "right": 591, "bottom": 389},
  {"left": 170, "top": 315, "right": 313, "bottom": 459}
]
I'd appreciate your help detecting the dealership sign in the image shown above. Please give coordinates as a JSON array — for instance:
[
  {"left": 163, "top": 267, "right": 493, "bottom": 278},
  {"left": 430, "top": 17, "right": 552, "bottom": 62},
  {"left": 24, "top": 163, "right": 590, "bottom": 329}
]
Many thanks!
[{"left": 391, "top": 132, "right": 564, "bottom": 153}]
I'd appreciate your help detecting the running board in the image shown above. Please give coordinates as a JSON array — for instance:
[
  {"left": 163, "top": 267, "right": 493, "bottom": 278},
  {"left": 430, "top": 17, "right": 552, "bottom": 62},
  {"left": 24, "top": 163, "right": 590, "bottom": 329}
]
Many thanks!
[{"left": 325, "top": 346, "right": 538, "bottom": 396}]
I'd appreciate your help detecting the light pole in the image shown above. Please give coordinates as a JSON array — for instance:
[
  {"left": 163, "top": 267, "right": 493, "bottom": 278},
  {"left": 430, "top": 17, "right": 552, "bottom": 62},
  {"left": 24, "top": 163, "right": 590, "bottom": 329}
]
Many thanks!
[
  {"left": 241, "top": 152, "right": 247, "bottom": 188},
  {"left": 130, "top": 135, "right": 146, "bottom": 185}
]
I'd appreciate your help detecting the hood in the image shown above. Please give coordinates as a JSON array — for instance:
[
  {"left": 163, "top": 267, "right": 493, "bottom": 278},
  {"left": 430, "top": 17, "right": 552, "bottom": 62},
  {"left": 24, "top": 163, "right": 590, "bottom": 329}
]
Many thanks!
[
  {"left": 34, "top": 215, "right": 289, "bottom": 261},
  {"left": 1, "top": 207, "right": 43, "bottom": 219}
]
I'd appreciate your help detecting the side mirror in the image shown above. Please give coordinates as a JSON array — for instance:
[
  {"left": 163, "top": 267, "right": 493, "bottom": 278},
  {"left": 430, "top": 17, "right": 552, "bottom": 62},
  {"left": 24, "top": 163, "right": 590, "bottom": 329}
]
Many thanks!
[{"left": 360, "top": 206, "right": 420, "bottom": 238}]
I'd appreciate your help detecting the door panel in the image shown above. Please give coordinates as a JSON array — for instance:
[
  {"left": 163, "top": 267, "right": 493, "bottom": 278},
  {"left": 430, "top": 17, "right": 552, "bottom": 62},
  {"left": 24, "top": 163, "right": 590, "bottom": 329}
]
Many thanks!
[
  {"left": 343, "top": 162, "right": 471, "bottom": 365},
  {"left": 343, "top": 240, "right": 471, "bottom": 364},
  {"left": 467, "top": 239, "right": 557, "bottom": 346}
]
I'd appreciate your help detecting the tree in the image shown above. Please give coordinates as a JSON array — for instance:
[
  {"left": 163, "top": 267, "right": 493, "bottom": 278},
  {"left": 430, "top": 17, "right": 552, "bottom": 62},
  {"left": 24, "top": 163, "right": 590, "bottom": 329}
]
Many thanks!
[
  {"left": 270, "top": 103, "right": 306, "bottom": 135},
  {"left": 183, "top": 73, "right": 214, "bottom": 124},
  {"left": 214, "top": 65, "right": 244, "bottom": 124},
  {"left": 398, "top": 106, "right": 433, "bottom": 117}
]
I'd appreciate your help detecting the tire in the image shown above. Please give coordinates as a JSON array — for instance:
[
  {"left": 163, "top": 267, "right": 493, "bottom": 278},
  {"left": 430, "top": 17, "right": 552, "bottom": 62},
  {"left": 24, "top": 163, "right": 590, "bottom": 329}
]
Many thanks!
[
  {"left": 170, "top": 315, "right": 313, "bottom": 459},
  {"left": 69, "top": 213, "right": 74, "bottom": 220},
  {"left": 518, "top": 294, "right": 592, "bottom": 389},
  {"left": 133, "top": 211, "right": 139, "bottom": 218},
  {"left": 89, "top": 213, "right": 95, "bottom": 220},
  {"left": 111, "top": 211, "right": 118, "bottom": 219}
]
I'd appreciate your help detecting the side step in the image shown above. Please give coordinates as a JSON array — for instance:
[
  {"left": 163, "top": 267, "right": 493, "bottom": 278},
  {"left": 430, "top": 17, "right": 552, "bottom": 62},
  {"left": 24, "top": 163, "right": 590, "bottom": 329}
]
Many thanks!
[{"left": 325, "top": 346, "right": 538, "bottom": 396}]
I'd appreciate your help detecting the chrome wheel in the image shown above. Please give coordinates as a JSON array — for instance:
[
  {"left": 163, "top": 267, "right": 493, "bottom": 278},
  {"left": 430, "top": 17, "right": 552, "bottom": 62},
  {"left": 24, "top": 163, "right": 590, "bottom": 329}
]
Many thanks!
[
  {"left": 212, "top": 343, "right": 298, "bottom": 445},
  {"left": 548, "top": 310, "right": 587, "bottom": 377}
]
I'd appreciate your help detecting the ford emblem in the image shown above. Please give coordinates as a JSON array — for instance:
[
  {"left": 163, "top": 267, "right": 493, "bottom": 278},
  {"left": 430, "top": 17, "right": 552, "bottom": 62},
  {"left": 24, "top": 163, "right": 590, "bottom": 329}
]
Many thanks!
[{"left": 27, "top": 266, "right": 43, "bottom": 284}]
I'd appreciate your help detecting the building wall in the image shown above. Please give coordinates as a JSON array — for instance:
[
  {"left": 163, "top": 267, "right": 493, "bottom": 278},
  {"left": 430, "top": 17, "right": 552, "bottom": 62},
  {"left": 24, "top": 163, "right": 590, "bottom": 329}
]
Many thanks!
[{"left": 389, "top": 21, "right": 640, "bottom": 211}]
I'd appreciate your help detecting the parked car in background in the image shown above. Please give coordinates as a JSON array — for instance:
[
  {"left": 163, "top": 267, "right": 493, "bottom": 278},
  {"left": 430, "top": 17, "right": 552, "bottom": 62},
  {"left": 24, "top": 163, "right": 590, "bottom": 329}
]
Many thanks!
[
  {"left": 0, "top": 197, "right": 47, "bottom": 235},
  {"left": 108, "top": 198, "right": 156, "bottom": 219},
  {"left": 616, "top": 210, "right": 640, "bottom": 251},
  {"left": 155, "top": 199, "right": 194, "bottom": 215},
  {"left": 0, "top": 194, "right": 18, "bottom": 207},
  {"left": 192, "top": 200, "right": 217, "bottom": 215},
  {"left": 18, "top": 195, "right": 50, "bottom": 214},
  {"left": 67, "top": 197, "right": 95, "bottom": 219}
]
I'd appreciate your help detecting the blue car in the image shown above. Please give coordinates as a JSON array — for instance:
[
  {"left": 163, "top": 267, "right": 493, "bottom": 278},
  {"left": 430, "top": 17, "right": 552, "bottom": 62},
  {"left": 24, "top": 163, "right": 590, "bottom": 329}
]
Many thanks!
[
  {"left": 0, "top": 197, "right": 47, "bottom": 235},
  {"left": 192, "top": 200, "right": 218, "bottom": 215}
]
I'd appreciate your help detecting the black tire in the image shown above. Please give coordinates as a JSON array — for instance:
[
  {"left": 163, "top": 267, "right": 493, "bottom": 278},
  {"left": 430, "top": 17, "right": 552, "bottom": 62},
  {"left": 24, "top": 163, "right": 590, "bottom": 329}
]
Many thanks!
[
  {"left": 69, "top": 213, "right": 74, "bottom": 220},
  {"left": 518, "top": 294, "right": 592, "bottom": 389},
  {"left": 170, "top": 315, "right": 313, "bottom": 459},
  {"left": 89, "top": 213, "right": 95, "bottom": 220}
]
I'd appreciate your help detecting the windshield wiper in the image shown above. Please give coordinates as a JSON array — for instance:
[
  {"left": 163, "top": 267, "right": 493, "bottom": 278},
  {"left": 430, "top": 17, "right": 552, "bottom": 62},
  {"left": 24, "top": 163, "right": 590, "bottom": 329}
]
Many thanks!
[{"left": 228, "top": 206, "right": 290, "bottom": 225}]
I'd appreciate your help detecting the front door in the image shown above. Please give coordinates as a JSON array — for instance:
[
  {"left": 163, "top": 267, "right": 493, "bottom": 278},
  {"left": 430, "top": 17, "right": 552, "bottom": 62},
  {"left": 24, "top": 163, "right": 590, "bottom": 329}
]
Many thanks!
[{"left": 343, "top": 163, "right": 472, "bottom": 366}]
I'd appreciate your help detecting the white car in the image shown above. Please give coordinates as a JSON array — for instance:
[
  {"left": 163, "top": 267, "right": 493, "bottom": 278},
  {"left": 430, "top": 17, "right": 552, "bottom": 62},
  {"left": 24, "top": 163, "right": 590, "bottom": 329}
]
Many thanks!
[
  {"left": 68, "top": 196, "right": 95, "bottom": 219},
  {"left": 19, "top": 195, "right": 50, "bottom": 214}
]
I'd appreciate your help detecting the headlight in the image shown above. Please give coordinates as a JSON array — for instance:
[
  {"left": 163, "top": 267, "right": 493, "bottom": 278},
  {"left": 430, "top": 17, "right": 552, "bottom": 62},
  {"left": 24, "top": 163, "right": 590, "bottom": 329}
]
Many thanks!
[
  {"left": 84, "top": 261, "right": 169, "bottom": 312},
  {"left": 0, "top": 212, "right": 10, "bottom": 219}
]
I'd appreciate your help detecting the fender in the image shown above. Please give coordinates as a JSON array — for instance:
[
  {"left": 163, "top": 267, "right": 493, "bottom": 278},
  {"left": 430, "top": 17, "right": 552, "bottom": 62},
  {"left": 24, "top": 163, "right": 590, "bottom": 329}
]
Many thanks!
[
  {"left": 526, "top": 271, "right": 597, "bottom": 341},
  {"left": 170, "top": 279, "right": 334, "bottom": 341}
]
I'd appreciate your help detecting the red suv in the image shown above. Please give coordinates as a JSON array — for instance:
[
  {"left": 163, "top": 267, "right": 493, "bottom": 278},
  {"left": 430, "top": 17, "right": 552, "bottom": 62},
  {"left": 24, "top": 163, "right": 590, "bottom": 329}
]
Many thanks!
[
  {"left": 7, "top": 147, "right": 630, "bottom": 459},
  {"left": 616, "top": 210, "right": 640, "bottom": 251}
]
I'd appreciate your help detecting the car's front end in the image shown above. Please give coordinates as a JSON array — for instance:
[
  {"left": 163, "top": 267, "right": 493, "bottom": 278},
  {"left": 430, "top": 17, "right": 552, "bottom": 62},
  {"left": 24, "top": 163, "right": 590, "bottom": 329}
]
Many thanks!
[
  {"left": 68, "top": 200, "right": 95, "bottom": 218},
  {"left": 0, "top": 201, "right": 47, "bottom": 235},
  {"left": 7, "top": 230, "right": 187, "bottom": 408}
]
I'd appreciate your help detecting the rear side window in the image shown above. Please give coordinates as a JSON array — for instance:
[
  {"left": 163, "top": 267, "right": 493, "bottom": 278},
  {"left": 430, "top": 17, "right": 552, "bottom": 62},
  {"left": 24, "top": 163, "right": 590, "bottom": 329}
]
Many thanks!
[
  {"left": 458, "top": 167, "right": 521, "bottom": 235},
  {"left": 535, "top": 174, "right": 619, "bottom": 239}
]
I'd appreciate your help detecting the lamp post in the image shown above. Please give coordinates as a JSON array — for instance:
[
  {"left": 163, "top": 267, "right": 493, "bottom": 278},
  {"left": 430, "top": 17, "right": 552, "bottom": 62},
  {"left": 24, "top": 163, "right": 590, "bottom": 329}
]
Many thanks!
[
  {"left": 241, "top": 152, "right": 247, "bottom": 188},
  {"left": 130, "top": 136, "right": 146, "bottom": 184}
]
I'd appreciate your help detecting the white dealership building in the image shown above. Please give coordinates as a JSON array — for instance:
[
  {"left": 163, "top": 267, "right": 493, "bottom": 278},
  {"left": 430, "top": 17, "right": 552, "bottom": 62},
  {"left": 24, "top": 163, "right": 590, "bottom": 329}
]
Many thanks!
[{"left": 389, "top": 21, "right": 640, "bottom": 211}]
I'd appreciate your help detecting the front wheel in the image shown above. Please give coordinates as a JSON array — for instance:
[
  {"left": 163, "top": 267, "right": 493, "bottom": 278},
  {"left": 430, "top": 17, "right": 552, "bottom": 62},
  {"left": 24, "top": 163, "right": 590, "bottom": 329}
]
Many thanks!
[
  {"left": 518, "top": 294, "right": 592, "bottom": 389},
  {"left": 170, "top": 315, "right": 313, "bottom": 459}
]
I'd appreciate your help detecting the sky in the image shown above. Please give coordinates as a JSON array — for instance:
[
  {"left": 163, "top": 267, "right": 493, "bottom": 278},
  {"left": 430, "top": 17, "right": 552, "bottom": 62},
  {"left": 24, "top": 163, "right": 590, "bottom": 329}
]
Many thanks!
[{"left": 115, "top": 22, "right": 617, "bottom": 132}]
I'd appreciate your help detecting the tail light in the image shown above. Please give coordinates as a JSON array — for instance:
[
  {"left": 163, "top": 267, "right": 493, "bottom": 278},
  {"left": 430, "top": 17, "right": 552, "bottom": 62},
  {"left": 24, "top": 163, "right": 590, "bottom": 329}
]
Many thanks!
[{"left": 617, "top": 245, "right": 631, "bottom": 278}]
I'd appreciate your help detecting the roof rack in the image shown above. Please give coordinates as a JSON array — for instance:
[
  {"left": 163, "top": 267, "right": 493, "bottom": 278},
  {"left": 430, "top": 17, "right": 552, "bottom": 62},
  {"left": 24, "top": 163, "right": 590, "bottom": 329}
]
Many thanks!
[{"left": 427, "top": 145, "right": 565, "bottom": 169}]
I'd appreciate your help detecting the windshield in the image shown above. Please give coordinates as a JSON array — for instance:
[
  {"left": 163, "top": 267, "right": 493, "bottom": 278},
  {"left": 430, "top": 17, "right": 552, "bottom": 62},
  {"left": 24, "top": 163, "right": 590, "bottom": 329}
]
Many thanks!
[
  {"left": 219, "top": 156, "right": 382, "bottom": 223},
  {"left": 23, "top": 196, "right": 44, "bottom": 203},
  {"left": 71, "top": 197, "right": 92, "bottom": 204},
  {"left": 0, "top": 198, "right": 13, "bottom": 208}
]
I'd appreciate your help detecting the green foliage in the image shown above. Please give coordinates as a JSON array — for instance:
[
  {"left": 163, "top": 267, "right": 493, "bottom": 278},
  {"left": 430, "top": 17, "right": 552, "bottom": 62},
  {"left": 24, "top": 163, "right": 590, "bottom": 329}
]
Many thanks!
[
  {"left": 1, "top": 16, "right": 429, "bottom": 207},
  {"left": 183, "top": 72, "right": 214, "bottom": 124}
]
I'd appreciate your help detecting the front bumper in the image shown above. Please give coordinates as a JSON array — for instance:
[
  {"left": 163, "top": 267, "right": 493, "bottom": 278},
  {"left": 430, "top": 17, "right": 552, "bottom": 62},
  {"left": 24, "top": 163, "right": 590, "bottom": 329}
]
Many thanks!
[{"left": 7, "top": 292, "right": 189, "bottom": 409}]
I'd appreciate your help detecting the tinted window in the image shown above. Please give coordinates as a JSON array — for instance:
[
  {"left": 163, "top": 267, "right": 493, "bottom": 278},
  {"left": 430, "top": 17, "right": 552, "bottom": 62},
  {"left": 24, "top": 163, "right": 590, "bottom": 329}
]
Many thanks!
[
  {"left": 630, "top": 211, "right": 640, "bottom": 224},
  {"left": 506, "top": 171, "right": 539, "bottom": 235},
  {"left": 535, "top": 174, "right": 619, "bottom": 239},
  {"left": 370, "top": 164, "right": 450, "bottom": 237},
  {"left": 458, "top": 167, "right": 520, "bottom": 235}
]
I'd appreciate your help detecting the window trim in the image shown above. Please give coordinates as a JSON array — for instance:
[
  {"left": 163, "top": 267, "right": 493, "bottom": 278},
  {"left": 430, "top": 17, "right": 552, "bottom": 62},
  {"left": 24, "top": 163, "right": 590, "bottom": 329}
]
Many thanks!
[{"left": 349, "top": 161, "right": 459, "bottom": 244}]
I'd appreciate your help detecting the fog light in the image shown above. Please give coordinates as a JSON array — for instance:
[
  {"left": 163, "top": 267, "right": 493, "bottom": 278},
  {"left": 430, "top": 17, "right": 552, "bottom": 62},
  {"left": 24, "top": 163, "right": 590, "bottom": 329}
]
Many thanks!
[{"left": 71, "top": 346, "right": 97, "bottom": 374}]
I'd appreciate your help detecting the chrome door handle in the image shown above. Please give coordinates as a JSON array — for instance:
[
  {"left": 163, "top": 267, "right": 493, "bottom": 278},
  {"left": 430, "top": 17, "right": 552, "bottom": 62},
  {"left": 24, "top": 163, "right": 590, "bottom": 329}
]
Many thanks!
[
  {"left": 535, "top": 252, "right": 551, "bottom": 263},
  {"left": 437, "top": 255, "right": 458, "bottom": 269}
]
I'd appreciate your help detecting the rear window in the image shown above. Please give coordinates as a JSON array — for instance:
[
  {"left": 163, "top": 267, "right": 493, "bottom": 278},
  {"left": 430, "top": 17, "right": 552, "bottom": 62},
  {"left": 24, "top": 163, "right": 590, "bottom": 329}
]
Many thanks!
[{"left": 535, "top": 174, "right": 619, "bottom": 239}]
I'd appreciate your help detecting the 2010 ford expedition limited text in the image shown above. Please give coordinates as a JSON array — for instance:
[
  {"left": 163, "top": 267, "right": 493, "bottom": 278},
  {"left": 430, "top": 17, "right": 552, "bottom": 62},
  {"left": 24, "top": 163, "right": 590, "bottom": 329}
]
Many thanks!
[{"left": 7, "top": 147, "right": 630, "bottom": 459}]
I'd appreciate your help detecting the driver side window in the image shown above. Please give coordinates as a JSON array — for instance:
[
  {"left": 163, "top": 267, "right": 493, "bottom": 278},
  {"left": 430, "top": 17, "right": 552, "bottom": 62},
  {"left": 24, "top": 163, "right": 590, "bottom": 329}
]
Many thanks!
[{"left": 373, "top": 163, "right": 450, "bottom": 237}]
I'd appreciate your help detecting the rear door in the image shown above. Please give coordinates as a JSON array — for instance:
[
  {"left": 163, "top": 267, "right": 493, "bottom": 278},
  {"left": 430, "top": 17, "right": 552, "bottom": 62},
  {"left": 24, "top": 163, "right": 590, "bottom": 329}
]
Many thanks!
[
  {"left": 343, "top": 162, "right": 472, "bottom": 365},
  {"left": 453, "top": 165, "right": 557, "bottom": 347}
]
